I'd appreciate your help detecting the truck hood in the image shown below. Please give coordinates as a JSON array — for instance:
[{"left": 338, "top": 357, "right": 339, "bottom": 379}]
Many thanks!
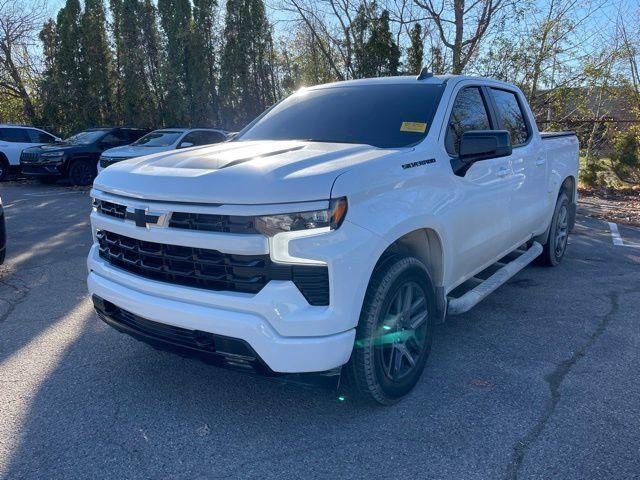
[
  {"left": 94, "top": 140, "right": 402, "bottom": 204},
  {"left": 103, "top": 145, "right": 170, "bottom": 158}
]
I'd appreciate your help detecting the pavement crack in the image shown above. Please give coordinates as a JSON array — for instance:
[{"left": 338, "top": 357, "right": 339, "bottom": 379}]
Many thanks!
[{"left": 504, "top": 288, "right": 635, "bottom": 480}]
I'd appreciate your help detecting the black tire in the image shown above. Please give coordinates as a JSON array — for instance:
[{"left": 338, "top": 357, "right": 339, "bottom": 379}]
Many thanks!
[
  {"left": 538, "top": 192, "right": 570, "bottom": 266},
  {"left": 67, "top": 159, "right": 96, "bottom": 186},
  {"left": 345, "top": 255, "right": 435, "bottom": 405},
  {"left": 0, "top": 156, "right": 9, "bottom": 182}
]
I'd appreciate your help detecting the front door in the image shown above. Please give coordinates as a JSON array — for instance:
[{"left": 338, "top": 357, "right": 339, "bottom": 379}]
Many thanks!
[{"left": 442, "top": 85, "right": 516, "bottom": 287}]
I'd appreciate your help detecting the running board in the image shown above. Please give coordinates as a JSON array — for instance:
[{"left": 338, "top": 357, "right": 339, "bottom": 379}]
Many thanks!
[{"left": 446, "top": 242, "right": 543, "bottom": 315}]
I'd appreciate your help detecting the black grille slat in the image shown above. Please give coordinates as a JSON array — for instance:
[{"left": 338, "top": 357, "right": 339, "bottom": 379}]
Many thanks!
[
  {"left": 169, "top": 212, "right": 258, "bottom": 234},
  {"left": 94, "top": 200, "right": 127, "bottom": 220},
  {"left": 97, "top": 230, "right": 329, "bottom": 304}
]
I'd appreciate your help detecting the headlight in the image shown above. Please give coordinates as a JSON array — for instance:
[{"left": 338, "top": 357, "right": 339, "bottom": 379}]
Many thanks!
[
  {"left": 255, "top": 197, "right": 348, "bottom": 236},
  {"left": 41, "top": 151, "right": 64, "bottom": 158}
]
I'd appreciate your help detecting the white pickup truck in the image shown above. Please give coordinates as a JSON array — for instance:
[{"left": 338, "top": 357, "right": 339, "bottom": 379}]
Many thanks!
[{"left": 88, "top": 73, "right": 578, "bottom": 404}]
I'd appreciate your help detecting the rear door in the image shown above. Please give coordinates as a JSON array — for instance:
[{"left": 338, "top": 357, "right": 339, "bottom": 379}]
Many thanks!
[
  {"left": 488, "top": 87, "right": 547, "bottom": 242},
  {"left": 443, "top": 85, "right": 516, "bottom": 284},
  {"left": 0, "top": 128, "right": 32, "bottom": 165}
]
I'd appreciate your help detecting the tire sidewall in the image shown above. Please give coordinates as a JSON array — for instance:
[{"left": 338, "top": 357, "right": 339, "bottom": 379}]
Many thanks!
[
  {"left": 547, "top": 193, "right": 569, "bottom": 266},
  {"left": 68, "top": 159, "right": 95, "bottom": 186},
  {"left": 353, "top": 257, "right": 436, "bottom": 404}
]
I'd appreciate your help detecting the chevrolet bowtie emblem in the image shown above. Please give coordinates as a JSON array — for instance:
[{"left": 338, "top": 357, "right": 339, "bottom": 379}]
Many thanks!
[{"left": 125, "top": 207, "right": 162, "bottom": 228}]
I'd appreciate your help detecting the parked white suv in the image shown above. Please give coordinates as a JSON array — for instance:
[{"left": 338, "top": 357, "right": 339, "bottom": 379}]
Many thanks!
[
  {"left": 0, "top": 125, "right": 60, "bottom": 181},
  {"left": 98, "top": 128, "right": 228, "bottom": 172},
  {"left": 88, "top": 74, "right": 579, "bottom": 404}
]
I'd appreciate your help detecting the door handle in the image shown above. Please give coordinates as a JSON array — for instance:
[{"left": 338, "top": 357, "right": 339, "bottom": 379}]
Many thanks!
[
  {"left": 535, "top": 158, "right": 546, "bottom": 166},
  {"left": 496, "top": 167, "right": 511, "bottom": 177}
]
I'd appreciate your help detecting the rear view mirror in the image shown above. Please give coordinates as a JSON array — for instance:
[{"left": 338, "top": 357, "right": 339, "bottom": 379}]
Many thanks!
[
  {"left": 179, "top": 142, "right": 194, "bottom": 148},
  {"left": 459, "top": 130, "right": 511, "bottom": 161}
]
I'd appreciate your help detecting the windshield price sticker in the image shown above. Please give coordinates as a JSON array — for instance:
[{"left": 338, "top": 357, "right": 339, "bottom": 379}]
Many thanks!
[{"left": 400, "top": 122, "right": 427, "bottom": 133}]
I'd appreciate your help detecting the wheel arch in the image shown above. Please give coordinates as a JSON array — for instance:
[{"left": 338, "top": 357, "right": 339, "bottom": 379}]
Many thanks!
[
  {"left": 559, "top": 175, "right": 577, "bottom": 230},
  {"left": 374, "top": 227, "right": 447, "bottom": 320}
]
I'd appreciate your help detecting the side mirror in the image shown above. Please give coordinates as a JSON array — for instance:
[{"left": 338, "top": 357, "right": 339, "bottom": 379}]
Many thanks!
[
  {"left": 179, "top": 141, "right": 194, "bottom": 148},
  {"left": 459, "top": 130, "right": 511, "bottom": 161}
]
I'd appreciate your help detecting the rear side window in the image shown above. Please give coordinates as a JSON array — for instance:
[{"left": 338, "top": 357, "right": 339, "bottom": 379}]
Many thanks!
[
  {"left": 445, "top": 87, "right": 491, "bottom": 156},
  {"left": 0, "top": 128, "right": 30, "bottom": 143},
  {"left": 27, "top": 129, "right": 55, "bottom": 143},
  {"left": 490, "top": 88, "right": 529, "bottom": 146},
  {"left": 181, "top": 131, "right": 226, "bottom": 146}
]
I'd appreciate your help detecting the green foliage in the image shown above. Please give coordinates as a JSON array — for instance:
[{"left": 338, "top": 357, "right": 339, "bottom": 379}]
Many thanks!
[
  {"left": 610, "top": 132, "right": 640, "bottom": 185},
  {"left": 52, "top": 0, "right": 84, "bottom": 134},
  {"left": 352, "top": 5, "right": 400, "bottom": 78},
  {"left": 157, "top": 0, "right": 193, "bottom": 125},
  {"left": 219, "top": 0, "right": 276, "bottom": 130},
  {"left": 406, "top": 23, "right": 423, "bottom": 75},
  {"left": 190, "top": 0, "right": 219, "bottom": 125},
  {"left": 111, "top": 0, "right": 163, "bottom": 127},
  {"left": 79, "top": 0, "right": 114, "bottom": 126}
]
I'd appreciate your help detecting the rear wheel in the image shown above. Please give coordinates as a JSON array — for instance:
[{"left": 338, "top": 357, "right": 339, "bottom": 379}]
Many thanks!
[
  {"left": 0, "top": 156, "right": 9, "bottom": 182},
  {"left": 538, "top": 192, "right": 570, "bottom": 266},
  {"left": 67, "top": 159, "right": 95, "bottom": 186},
  {"left": 345, "top": 255, "right": 435, "bottom": 405}
]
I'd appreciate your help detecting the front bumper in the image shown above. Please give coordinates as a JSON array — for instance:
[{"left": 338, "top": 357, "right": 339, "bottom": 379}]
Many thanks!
[
  {"left": 21, "top": 161, "right": 64, "bottom": 176},
  {"left": 88, "top": 263, "right": 355, "bottom": 373},
  {"left": 87, "top": 193, "right": 388, "bottom": 374}
]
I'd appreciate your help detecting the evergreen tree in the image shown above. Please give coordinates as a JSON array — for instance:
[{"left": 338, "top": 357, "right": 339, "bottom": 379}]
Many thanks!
[
  {"left": 79, "top": 0, "right": 114, "bottom": 126},
  {"left": 157, "top": 0, "right": 192, "bottom": 125},
  {"left": 190, "top": 0, "right": 218, "bottom": 125},
  {"left": 54, "top": 0, "right": 84, "bottom": 133},
  {"left": 110, "top": 0, "right": 159, "bottom": 127},
  {"left": 219, "top": 0, "right": 276, "bottom": 129},
  {"left": 138, "top": 0, "right": 165, "bottom": 124},
  {"left": 39, "top": 19, "right": 61, "bottom": 129},
  {"left": 351, "top": 5, "right": 400, "bottom": 78},
  {"left": 407, "top": 23, "right": 424, "bottom": 75}
]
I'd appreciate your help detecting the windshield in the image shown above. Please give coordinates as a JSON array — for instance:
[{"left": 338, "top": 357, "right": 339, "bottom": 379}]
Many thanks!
[
  {"left": 63, "top": 130, "right": 109, "bottom": 145},
  {"left": 237, "top": 83, "right": 445, "bottom": 148},
  {"left": 132, "top": 130, "right": 183, "bottom": 147}
]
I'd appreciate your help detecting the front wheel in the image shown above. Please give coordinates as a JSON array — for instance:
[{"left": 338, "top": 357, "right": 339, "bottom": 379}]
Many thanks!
[
  {"left": 345, "top": 255, "right": 435, "bottom": 405},
  {"left": 67, "top": 159, "right": 96, "bottom": 186},
  {"left": 538, "top": 192, "right": 570, "bottom": 266}
]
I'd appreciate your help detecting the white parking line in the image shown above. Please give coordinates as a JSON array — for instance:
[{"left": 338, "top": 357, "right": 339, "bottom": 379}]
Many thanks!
[
  {"left": 608, "top": 221, "right": 640, "bottom": 248},
  {"left": 23, "top": 190, "right": 87, "bottom": 197}
]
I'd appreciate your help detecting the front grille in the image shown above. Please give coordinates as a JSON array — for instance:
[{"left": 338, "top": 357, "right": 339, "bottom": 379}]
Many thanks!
[
  {"left": 96, "top": 230, "right": 329, "bottom": 304},
  {"left": 94, "top": 199, "right": 126, "bottom": 219},
  {"left": 20, "top": 152, "right": 40, "bottom": 163},
  {"left": 169, "top": 212, "right": 258, "bottom": 234}
]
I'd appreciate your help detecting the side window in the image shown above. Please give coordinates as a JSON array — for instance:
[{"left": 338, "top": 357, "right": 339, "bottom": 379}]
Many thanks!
[
  {"left": 194, "top": 131, "right": 226, "bottom": 145},
  {"left": 490, "top": 88, "right": 529, "bottom": 146},
  {"left": 0, "top": 128, "right": 31, "bottom": 143},
  {"left": 179, "top": 132, "right": 196, "bottom": 147},
  {"left": 445, "top": 87, "right": 491, "bottom": 156},
  {"left": 102, "top": 130, "right": 128, "bottom": 146},
  {"left": 27, "top": 129, "right": 55, "bottom": 143}
]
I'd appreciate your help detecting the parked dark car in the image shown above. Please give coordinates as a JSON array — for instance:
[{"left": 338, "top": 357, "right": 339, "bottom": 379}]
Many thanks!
[
  {"left": 0, "top": 197, "right": 6, "bottom": 265},
  {"left": 20, "top": 127, "right": 149, "bottom": 186}
]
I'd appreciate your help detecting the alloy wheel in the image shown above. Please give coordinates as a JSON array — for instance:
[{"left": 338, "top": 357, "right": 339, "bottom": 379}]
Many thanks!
[
  {"left": 377, "top": 281, "right": 429, "bottom": 381},
  {"left": 555, "top": 204, "right": 568, "bottom": 257}
]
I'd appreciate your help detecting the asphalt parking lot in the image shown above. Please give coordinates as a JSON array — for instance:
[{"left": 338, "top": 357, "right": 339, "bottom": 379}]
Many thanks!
[{"left": 1, "top": 180, "right": 639, "bottom": 480}]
